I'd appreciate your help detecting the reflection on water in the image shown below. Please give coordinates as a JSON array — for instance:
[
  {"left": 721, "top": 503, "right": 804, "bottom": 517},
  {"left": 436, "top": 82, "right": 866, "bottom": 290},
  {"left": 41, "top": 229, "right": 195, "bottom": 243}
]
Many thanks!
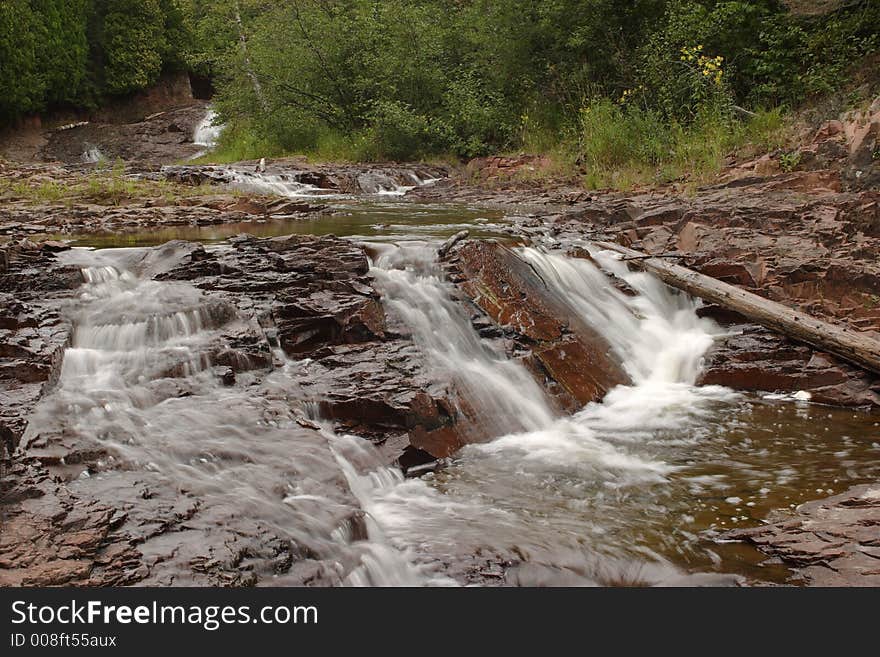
[{"left": 57, "top": 202, "right": 509, "bottom": 248}]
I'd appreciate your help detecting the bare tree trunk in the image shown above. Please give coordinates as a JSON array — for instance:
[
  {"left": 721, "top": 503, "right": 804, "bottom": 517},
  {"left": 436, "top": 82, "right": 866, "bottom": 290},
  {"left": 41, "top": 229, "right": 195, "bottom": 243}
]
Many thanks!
[
  {"left": 233, "top": 0, "right": 270, "bottom": 113},
  {"left": 594, "top": 241, "right": 880, "bottom": 376}
]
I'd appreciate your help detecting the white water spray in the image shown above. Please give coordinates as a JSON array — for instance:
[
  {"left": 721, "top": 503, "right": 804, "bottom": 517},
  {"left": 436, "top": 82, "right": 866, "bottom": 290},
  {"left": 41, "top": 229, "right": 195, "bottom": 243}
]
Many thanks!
[{"left": 193, "top": 108, "right": 223, "bottom": 149}]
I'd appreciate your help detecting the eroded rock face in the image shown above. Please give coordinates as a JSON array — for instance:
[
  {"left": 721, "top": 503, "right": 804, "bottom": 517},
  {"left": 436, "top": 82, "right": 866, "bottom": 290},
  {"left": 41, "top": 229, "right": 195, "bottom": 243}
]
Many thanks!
[
  {"left": 842, "top": 96, "right": 880, "bottom": 191},
  {"left": 724, "top": 484, "right": 880, "bottom": 586},
  {"left": 0, "top": 240, "right": 78, "bottom": 456},
  {"left": 443, "top": 239, "right": 630, "bottom": 411},
  {"left": 155, "top": 234, "right": 460, "bottom": 456},
  {"left": 42, "top": 104, "right": 209, "bottom": 164}
]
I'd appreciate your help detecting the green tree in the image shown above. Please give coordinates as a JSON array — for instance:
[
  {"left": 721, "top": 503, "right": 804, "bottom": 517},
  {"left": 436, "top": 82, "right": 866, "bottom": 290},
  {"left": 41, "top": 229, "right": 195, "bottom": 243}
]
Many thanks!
[
  {"left": 0, "top": 0, "right": 44, "bottom": 119},
  {"left": 32, "top": 0, "right": 90, "bottom": 106},
  {"left": 101, "top": 0, "right": 167, "bottom": 94}
]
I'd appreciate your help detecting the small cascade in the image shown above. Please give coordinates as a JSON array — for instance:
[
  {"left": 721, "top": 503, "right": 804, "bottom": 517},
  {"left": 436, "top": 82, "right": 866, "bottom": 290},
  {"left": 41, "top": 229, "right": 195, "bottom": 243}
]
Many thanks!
[
  {"left": 193, "top": 108, "right": 223, "bottom": 149},
  {"left": 363, "top": 241, "right": 745, "bottom": 581},
  {"left": 520, "top": 247, "right": 720, "bottom": 385},
  {"left": 356, "top": 171, "right": 439, "bottom": 196},
  {"left": 81, "top": 144, "right": 104, "bottom": 164},
  {"left": 370, "top": 242, "right": 557, "bottom": 438},
  {"left": 226, "top": 168, "right": 442, "bottom": 199},
  {"left": 228, "top": 169, "right": 327, "bottom": 197},
  {"left": 32, "top": 252, "right": 432, "bottom": 586},
  {"left": 61, "top": 264, "right": 223, "bottom": 383}
]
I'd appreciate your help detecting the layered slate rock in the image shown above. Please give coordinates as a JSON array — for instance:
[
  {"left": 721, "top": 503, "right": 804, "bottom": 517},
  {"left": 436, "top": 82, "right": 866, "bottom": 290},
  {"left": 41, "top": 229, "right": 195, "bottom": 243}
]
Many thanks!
[
  {"left": 1, "top": 234, "right": 459, "bottom": 586},
  {"left": 442, "top": 239, "right": 630, "bottom": 412},
  {"left": 0, "top": 164, "right": 326, "bottom": 240},
  {"left": 0, "top": 240, "right": 80, "bottom": 456},
  {"left": 724, "top": 484, "right": 880, "bottom": 586},
  {"left": 156, "top": 234, "right": 459, "bottom": 456},
  {"left": 696, "top": 320, "right": 880, "bottom": 407}
]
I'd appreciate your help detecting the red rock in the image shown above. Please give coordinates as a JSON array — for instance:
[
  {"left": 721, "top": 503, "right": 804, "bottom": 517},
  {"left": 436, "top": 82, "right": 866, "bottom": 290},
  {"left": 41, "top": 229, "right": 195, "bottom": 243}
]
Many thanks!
[{"left": 445, "top": 240, "right": 630, "bottom": 409}]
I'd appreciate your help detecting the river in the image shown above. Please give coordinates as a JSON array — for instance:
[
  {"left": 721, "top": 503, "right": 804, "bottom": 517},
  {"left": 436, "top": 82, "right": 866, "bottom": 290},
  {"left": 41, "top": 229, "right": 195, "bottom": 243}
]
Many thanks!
[{"left": 29, "top": 174, "right": 880, "bottom": 586}]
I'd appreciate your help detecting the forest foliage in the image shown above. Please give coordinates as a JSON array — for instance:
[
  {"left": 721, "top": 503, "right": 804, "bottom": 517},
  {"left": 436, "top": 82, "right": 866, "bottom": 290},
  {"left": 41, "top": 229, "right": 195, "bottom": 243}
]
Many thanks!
[
  {"left": 1, "top": 0, "right": 878, "bottom": 174},
  {"left": 0, "top": 0, "right": 189, "bottom": 120}
]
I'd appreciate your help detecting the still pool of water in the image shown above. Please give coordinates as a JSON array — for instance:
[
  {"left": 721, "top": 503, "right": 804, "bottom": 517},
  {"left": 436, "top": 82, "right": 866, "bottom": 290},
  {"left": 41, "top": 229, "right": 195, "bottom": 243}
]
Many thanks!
[{"left": 55, "top": 201, "right": 510, "bottom": 248}]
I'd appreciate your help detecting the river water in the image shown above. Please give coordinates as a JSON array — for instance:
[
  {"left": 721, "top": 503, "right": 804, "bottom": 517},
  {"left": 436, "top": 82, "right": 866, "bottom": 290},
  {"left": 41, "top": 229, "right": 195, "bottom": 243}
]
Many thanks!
[{"left": 34, "top": 181, "right": 880, "bottom": 586}]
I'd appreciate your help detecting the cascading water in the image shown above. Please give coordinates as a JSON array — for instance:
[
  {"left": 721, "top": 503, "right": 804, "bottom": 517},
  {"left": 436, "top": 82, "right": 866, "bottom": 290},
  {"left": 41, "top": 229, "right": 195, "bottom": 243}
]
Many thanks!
[
  {"left": 369, "top": 242, "right": 716, "bottom": 470},
  {"left": 228, "top": 169, "right": 328, "bottom": 198},
  {"left": 516, "top": 246, "right": 737, "bottom": 438},
  {"left": 370, "top": 242, "right": 556, "bottom": 438},
  {"left": 193, "top": 108, "right": 223, "bottom": 149},
  {"left": 81, "top": 144, "right": 104, "bottom": 164},
  {"left": 27, "top": 251, "right": 432, "bottom": 586},
  {"left": 363, "top": 241, "right": 750, "bottom": 583},
  {"left": 25, "top": 224, "right": 880, "bottom": 586}
]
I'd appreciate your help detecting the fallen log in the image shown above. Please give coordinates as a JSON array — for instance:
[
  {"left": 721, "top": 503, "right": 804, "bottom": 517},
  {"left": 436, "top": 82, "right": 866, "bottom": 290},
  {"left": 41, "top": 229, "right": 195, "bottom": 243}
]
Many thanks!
[{"left": 593, "top": 241, "right": 880, "bottom": 376}]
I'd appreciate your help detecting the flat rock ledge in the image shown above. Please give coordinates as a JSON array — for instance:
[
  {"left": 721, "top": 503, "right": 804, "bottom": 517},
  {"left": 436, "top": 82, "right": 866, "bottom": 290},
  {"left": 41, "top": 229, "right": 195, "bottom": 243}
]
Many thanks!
[{"left": 724, "top": 484, "right": 880, "bottom": 586}]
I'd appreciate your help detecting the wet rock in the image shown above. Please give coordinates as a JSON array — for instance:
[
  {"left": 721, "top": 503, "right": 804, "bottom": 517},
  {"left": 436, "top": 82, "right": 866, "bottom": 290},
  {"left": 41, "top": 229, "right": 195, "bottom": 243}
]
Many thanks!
[
  {"left": 724, "top": 484, "right": 880, "bottom": 586},
  {"left": 842, "top": 96, "right": 880, "bottom": 191},
  {"left": 156, "top": 234, "right": 462, "bottom": 459},
  {"left": 438, "top": 229, "right": 469, "bottom": 258},
  {"left": 0, "top": 242, "right": 78, "bottom": 455},
  {"left": 443, "top": 239, "right": 630, "bottom": 410},
  {"left": 42, "top": 103, "right": 209, "bottom": 164},
  {"left": 0, "top": 459, "right": 141, "bottom": 586},
  {"left": 698, "top": 324, "right": 880, "bottom": 407}
]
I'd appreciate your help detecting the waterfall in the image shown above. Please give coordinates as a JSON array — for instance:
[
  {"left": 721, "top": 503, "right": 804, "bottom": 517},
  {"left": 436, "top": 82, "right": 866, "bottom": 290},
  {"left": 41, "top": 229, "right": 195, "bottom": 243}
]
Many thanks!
[
  {"left": 81, "top": 144, "right": 104, "bottom": 163},
  {"left": 369, "top": 242, "right": 679, "bottom": 472},
  {"left": 31, "top": 252, "right": 434, "bottom": 586},
  {"left": 519, "top": 247, "right": 719, "bottom": 385},
  {"left": 228, "top": 169, "right": 326, "bottom": 197},
  {"left": 193, "top": 108, "right": 223, "bottom": 149},
  {"left": 370, "top": 242, "right": 556, "bottom": 437},
  {"left": 362, "top": 242, "right": 740, "bottom": 581}
]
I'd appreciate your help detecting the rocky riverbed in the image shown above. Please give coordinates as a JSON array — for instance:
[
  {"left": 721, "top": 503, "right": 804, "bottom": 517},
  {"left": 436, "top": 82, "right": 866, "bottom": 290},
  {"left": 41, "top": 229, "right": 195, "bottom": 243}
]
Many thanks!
[{"left": 2, "top": 97, "right": 880, "bottom": 586}]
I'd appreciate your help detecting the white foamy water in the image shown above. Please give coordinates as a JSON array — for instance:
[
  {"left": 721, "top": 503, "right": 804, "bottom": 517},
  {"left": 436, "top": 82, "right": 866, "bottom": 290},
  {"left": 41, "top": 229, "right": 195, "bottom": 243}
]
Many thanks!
[
  {"left": 81, "top": 145, "right": 104, "bottom": 163},
  {"left": 370, "top": 242, "right": 556, "bottom": 437},
  {"left": 365, "top": 242, "right": 744, "bottom": 582},
  {"left": 28, "top": 238, "right": 878, "bottom": 586},
  {"left": 29, "top": 251, "right": 433, "bottom": 587},
  {"left": 225, "top": 169, "right": 440, "bottom": 199},
  {"left": 193, "top": 108, "right": 224, "bottom": 148},
  {"left": 228, "top": 169, "right": 329, "bottom": 198}
]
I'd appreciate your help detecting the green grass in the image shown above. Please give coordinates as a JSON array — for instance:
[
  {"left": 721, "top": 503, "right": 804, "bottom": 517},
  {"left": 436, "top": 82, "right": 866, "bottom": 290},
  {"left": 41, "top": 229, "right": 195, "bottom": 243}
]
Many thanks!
[
  {"left": 191, "top": 99, "right": 794, "bottom": 192},
  {"left": 562, "top": 100, "right": 793, "bottom": 191},
  {"left": 0, "top": 162, "right": 236, "bottom": 206}
]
